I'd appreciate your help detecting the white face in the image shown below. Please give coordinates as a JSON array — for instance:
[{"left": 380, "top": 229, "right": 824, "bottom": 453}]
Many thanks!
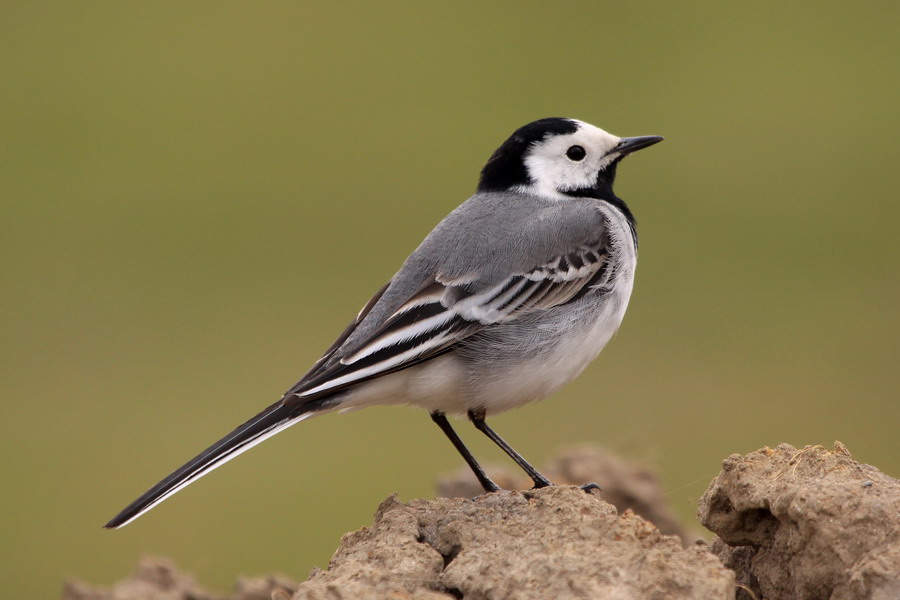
[{"left": 520, "top": 121, "right": 623, "bottom": 199}]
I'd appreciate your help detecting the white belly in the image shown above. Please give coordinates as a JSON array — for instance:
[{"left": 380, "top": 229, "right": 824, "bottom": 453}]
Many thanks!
[{"left": 467, "top": 270, "right": 634, "bottom": 415}]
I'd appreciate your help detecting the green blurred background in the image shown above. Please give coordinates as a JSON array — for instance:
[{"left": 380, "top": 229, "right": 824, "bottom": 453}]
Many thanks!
[{"left": 2, "top": 2, "right": 898, "bottom": 597}]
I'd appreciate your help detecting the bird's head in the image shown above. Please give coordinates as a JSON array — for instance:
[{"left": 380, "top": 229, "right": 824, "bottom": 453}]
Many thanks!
[{"left": 477, "top": 118, "right": 662, "bottom": 201}]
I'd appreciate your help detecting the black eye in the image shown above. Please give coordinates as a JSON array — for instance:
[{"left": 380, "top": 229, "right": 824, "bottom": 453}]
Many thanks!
[{"left": 566, "top": 145, "right": 586, "bottom": 161}]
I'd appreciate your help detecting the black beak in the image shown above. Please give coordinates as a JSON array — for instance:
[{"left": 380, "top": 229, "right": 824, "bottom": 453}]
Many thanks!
[{"left": 611, "top": 135, "right": 664, "bottom": 156}]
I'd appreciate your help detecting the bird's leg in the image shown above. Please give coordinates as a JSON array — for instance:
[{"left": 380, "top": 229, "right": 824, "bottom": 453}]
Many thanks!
[
  {"left": 430, "top": 411, "right": 501, "bottom": 493},
  {"left": 467, "top": 409, "right": 553, "bottom": 489},
  {"left": 468, "top": 409, "right": 602, "bottom": 493}
]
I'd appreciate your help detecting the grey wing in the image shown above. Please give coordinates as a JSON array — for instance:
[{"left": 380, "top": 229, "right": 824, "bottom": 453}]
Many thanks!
[{"left": 282, "top": 239, "right": 611, "bottom": 404}]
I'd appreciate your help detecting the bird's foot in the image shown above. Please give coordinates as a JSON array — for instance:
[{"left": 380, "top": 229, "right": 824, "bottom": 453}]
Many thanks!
[{"left": 580, "top": 482, "right": 602, "bottom": 494}]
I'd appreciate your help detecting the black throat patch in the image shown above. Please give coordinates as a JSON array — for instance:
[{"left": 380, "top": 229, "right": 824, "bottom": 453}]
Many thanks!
[{"left": 563, "top": 161, "right": 637, "bottom": 248}]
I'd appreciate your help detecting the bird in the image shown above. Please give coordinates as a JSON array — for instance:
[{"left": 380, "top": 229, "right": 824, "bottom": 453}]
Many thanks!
[{"left": 105, "top": 117, "right": 662, "bottom": 529}]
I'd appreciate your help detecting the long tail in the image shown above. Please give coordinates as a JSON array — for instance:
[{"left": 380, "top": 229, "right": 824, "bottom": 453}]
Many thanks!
[{"left": 104, "top": 399, "right": 320, "bottom": 529}]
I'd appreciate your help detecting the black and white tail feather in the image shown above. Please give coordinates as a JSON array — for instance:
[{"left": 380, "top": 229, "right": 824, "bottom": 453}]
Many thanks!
[
  {"left": 105, "top": 117, "right": 662, "bottom": 528},
  {"left": 105, "top": 401, "right": 315, "bottom": 528}
]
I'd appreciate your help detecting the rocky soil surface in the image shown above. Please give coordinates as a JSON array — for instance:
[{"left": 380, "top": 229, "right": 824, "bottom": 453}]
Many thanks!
[
  {"left": 700, "top": 442, "right": 900, "bottom": 600},
  {"left": 65, "top": 443, "right": 900, "bottom": 600}
]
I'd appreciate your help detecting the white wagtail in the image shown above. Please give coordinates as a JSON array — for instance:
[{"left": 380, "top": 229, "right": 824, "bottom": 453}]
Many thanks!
[{"left": 105, "top": 118, "right": 662, "bottom": 528}]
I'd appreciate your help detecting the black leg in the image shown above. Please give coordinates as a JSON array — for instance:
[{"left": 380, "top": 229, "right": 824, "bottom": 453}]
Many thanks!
[
  {"left": 431, "top": 412, "right": 501, "bottom": 493},
  {"left": 467, "top": 409, "right": 553, "bottom": 489}
]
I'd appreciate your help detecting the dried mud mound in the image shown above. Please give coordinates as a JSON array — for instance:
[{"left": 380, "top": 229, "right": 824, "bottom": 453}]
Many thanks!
[
  {"left": 700, "top": 442, "right": 900, "bottom": 600},
  {"left": 293, "top": 486, "right": 731, "bottom": 599}
]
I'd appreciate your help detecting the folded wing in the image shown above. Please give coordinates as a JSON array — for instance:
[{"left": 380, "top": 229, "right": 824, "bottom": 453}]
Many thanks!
[{"left": 284, "top": 240, "right": 610, "bottom": 403}]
